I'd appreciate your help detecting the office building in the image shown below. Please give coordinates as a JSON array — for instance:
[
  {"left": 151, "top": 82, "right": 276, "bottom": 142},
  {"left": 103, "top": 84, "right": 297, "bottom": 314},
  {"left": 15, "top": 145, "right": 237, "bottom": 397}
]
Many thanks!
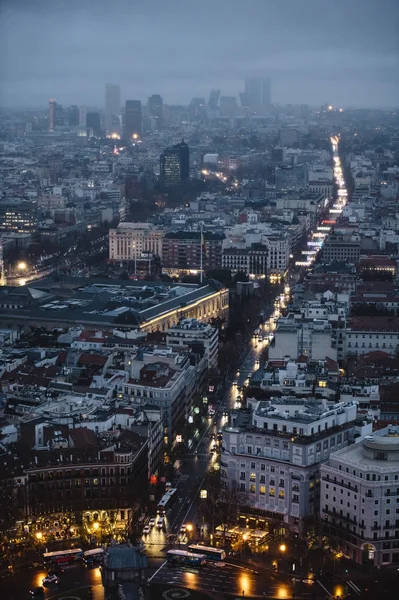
[
  {"left": 109, "top": 222, "right": 164, "bottom": 259},
  {"left": 321, "top": 230, "right": 360, "bottom": 264},
  {"left": 86, "top": 112, "right": 101, "bottom": 137},
  {"left": 162, "top": 230, "right": 224, "bottom": 275},
  {"left": 48, "top": 99, "right": 64, "bottom": 131},
  {"left": 208, "top": 89, "right": 220, "bottom": 110},
  {"left": 124, "top": 100, "right": 142, "bottom": 139},
  {"left": 0, "top": 198, "right": 37, "bottom": 234},
  {"left": 279, "top": 127, "right": 299, "bottom": 146},
  {"left": 221, "top": 397, "right": 359, "bottom": 528},
  {"left": 147, "top": 94, "right": 163, "bottom": 128},
  {"left": 105, "top": 83, "right": 121, "bottom": 129},
  {"left": 67, "top": 105, "right": 79, "bottom": 127},
  {"left": 166, "top": 319, "right": 219, "bottom": 369},
  {"left": 79, "top": 106, "right": 87, "bottom": 127},
  {"left": 244, "top": 77, "right": 271, "bottom": 109},
  {"left": 222, "top": 246, "right": 268, "bottom": 278},
  {"left": 321, "top": 426, "right": 399, "bottom": 566},
  {"left": 160, "top": 141, "right": 189, "bottom": 187}
]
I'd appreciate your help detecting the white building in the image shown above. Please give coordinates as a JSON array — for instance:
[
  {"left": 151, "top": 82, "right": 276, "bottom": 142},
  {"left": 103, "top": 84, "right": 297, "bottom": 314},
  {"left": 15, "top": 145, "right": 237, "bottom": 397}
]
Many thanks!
[
  {"left": 345, "top": 317, "right": 399, "bottom": 358},
  {"left": 119, "top": 347, "right": 206, "bottom": 444},
  {"left": 221, "top": 397, "right": 361, "bottom": 528},
  {"left": 109, "top": 222, "right": 164, "bottom": 261},
  {"left": 268, "top": 318, "right": 338, "bottom": 362},
  {"left": 166, "top": 318, "right": 218, "bottom": 369},
  {"left": 321, "top": 426, "right": 399, "bottom": 567},
  {"left": 264, "top": 234, "right": 290, "bottom": 275}
]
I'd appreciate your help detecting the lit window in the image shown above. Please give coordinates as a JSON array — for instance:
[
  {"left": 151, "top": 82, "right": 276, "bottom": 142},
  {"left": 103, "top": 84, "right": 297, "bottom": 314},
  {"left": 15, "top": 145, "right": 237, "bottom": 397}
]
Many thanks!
[
  {"left": 260, "top": 485, "right": 266, "bottom": 495},
  {"left": 250, "top": 472, "right": 256, "bottom": 481},
  {"left": 269, "top": 487, "right": 275, "bottom": 497}
]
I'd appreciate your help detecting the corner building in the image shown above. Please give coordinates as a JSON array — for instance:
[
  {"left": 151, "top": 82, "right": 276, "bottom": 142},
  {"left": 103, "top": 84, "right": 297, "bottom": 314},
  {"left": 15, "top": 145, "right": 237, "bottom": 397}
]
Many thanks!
[
  {"left": 221, "top": 397, "right": 359, "bottom": 529},
  {"left": 321, "top": 426, "right": 399, "bottom": 566}
]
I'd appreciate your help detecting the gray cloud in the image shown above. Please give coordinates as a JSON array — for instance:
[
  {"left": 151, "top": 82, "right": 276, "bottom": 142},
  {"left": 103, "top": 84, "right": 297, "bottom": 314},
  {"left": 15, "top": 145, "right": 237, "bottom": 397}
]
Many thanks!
[{"left": 0, "top": 0, "right": 398, "bottom": 108}]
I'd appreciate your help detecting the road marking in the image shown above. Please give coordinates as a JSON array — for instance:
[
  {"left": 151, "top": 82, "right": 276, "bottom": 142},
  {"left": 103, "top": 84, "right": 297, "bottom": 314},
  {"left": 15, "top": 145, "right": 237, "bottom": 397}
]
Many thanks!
[
  {"left": 347, "top": 580, "right": 361, "bottom": 595},
  {"left": 316, "top": 579, "right": 332, "bottom": 597},
  {"left": 148, "top": 560, "right": 167, "bottom": 582}
]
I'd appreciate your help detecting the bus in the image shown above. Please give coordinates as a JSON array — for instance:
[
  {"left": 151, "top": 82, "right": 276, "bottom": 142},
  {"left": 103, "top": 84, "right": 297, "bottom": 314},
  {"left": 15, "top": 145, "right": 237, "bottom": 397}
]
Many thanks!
[
  {"left": 43, "top": 548, "right": 83, "bottom": 566},
  {"left": 157, "top": 488, "right": 177, "bottom": 515},
  {"left": 187, "top": 544, "right": 226, "bottom": 562},
  {"left": 83, "top": 548, "right": 104, "bottom": 567},
  {"left": 167, "top": 549, "right": 205, "bottom": 567}
]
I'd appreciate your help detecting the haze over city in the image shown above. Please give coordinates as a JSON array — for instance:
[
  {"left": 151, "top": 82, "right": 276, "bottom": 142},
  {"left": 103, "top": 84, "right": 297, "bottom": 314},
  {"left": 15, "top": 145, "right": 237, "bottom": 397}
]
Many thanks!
[{"left": 1, "top": 0, "right": 398, "bottom": 108}]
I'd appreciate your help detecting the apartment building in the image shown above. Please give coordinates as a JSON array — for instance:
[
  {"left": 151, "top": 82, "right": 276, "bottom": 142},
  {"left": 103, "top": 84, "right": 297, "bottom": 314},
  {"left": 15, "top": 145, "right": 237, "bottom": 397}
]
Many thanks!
[
  {"left": 321, "top": 231, "right": 361, "bottom": 265},
  {"left": 109, "top": 222, "right": 164, "bottom": 261},
  {"left": 162, "top": 230, "right": 224, "bottom": 276},
  {"left": 120, "top": 347, "right": 206, "bottom": 444},
  {"left": 166, "top": 318, "right": 218, "bottom": 369},
  {"left": 321, "top": 426, "right": 399, "bottom": 567},
  {"left": 345, "top": 317, "right": 399, "bottom": 358},
  {"left": 221, "top": 397, "right": 359, "bottom": 528},
  {"left": 264, "top": 235, "right": 290, "bottom": 275},
  {"left": 222, "top": 246, "right": 268, "bottom": 278}
]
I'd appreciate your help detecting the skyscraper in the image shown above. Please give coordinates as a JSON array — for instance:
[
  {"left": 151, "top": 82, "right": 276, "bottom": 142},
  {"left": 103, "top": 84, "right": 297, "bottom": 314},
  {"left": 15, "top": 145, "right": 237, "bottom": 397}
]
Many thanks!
[
  {"left": 208, "top": 89, "right": 220, "bottom": 110},
  {"left": 48, "top": 99, "right": 64, "bottom": 130},
  {"left": 148, "top": 94, "right": 163, "bottom": 128},
  {"left": 67, "top": 105, "right": 79, "bottom": 127},
  {"left": 86, "top": 112, "right": 101, "bottom": 136},
  {"left": 48, "top": 99, "right": 56, "bottom": 131},
  {"left": 105, "top": 84, "right": 121, "bottom": 130},
  {"left": 124, "top": 100, "right": 142, "bottom": 139},
  {"left": 244, "top": 77, "right": 271, "bottom": 109},
  {"left": 160, "top": 141, "right": 189, "bottom": 187}
]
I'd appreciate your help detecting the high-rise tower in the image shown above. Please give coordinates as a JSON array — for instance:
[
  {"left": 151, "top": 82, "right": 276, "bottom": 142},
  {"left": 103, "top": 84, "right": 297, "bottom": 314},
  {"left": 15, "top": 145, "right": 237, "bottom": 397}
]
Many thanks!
[
  {"left": 124, "top": 100, "right": 142, "bottom": 139},
  {"left": 105, "top": 84, "right": 121, "bottom": 130}
]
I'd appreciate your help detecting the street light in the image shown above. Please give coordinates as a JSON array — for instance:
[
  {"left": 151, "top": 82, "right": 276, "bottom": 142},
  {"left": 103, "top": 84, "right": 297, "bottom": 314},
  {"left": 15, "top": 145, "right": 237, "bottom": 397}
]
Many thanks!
[
  {"left": 17, "top": 261, "right": 27, "bottom": 271},
  {"left": 36, "top": 532, "right": 43, "bottom": 540}
]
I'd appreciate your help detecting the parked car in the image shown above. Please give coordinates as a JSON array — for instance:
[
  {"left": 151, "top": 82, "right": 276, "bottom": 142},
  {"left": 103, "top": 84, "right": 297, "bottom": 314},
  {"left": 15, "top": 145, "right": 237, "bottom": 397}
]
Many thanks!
[{"left": 143, "top": 525, "right": 151, "bottom": 535}]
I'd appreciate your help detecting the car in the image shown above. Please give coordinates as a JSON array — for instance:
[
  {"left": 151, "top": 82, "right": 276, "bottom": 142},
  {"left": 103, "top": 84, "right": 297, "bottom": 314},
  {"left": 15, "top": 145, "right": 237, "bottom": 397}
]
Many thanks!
[
  {"left": 149, "top": 518, "right": 156, "bottom": 527},
  {"left": 157, "top": 517, "right": 164, "bottom": 529},
  {"left": 43, "top": 574, "right": 59, "bottom": 585},
  {"left": 143, "top": 525, "right": 151, "bottom": 535},
  {"left": 30, "top": 587, "right": 44, "bottom": 597},
  {"left": 180, "top": 524, "right": 187, "bottom": 534},
  {"left": 232, "top": 380, "right": 238, "bottom": 386}
]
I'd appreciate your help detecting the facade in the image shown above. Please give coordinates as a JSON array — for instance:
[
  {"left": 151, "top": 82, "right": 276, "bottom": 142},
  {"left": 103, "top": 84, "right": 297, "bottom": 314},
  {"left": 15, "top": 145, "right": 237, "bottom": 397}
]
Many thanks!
[
  {"left": 25, "top": 439, "right": 148, "bottom": 538},
  {"left": 124, "top": 100, "right": 142, "bottom": 138},
  {"left": 160, "top": 141, "right": 190, "bottom": 187},
  {"left": 86, "top": 112, "right": 101, "bottom": 136},
  {"left": 222, "top": 246, "right": 268, "bottom": 277},
  {"left": 264, "top": 235, "right": 290, "bottom": 275},
  {"left": 147, "top": 94, "right": 163, "bottom": 128},
  {"left": 109, "top": 222, "right": 164, "bottom": 260},
  {"left": 162, "top": 230, "right": 224, "bottom": 275},
  {"left": 67, "top": 105, "right": 79, "bottom": 127},
  {"left": 0, "top": 198, "right": 37, "bottom": 235},
  {"left": 166, "top": 318, "right": 219, "bottom": 369},
  {"left": 221, "top": 397, "right": 358, "bottom": 528},
  {"left": 321, "top": 426, "right": 399, "bottom": 567},
  {"left": 244, "top": 77, "right": 271, "bottom": 109},
  {"left": 208, "top": 89, "right": 221, "bottom": 110},
  {"left": 345, "top": 317, "right": 399, "bottom": 358},
  {"left": 268, "top": 318, "right": 338, "bottom": 362},
  {"left": 321, "top": 231, "right": 360, "bottom": 265},
  {"left": 48, "top": 99, "right": 63, "bottom": 131}
]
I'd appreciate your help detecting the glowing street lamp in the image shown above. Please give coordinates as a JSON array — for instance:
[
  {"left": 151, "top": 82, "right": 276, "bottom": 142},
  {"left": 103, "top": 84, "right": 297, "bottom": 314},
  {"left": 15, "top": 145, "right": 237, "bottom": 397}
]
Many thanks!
[
  {"left": 186, "top": 523, "right": 193, "bottom": 532},
  {"left": 17, "top": 261, "right": 27, "bottom": 271},
  {"left": 93, "top": 521, "right": 99, "bottom": 531},
  {"left": 36, "top": 531, "right": 43, "bottom": 540}
]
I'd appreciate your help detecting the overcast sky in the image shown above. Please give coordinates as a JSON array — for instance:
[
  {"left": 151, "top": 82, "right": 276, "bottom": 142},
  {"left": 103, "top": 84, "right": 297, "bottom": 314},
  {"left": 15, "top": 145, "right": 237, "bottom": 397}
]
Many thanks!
[{"left": 1, "top": 0, "right": 398, "bottom": 109}]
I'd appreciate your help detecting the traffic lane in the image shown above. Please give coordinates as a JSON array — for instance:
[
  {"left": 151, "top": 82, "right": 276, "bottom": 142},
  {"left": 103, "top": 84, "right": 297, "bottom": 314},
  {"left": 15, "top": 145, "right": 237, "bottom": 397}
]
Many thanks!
[
  {"left": 1, "top": 564, "right": 102, "bottom": 600},
  {"left": 148, "top": 560, "right": 329, "bottom": 598}
]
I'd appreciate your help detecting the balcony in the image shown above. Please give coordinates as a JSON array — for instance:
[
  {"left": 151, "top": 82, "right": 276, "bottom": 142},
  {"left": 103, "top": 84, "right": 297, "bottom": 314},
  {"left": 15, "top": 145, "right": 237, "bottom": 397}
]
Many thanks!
[
  {"left": 322, "top": 476, "right": 358, "bottom": 493},
  {"left": 323, "top": 508, "right": 357, "bottom": 526},
  {"left": 372, "top": 525, "right": 381, "bottom": 531}
]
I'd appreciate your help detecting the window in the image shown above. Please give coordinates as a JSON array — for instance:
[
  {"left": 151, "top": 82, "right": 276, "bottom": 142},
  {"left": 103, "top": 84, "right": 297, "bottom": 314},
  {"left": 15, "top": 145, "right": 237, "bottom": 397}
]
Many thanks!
[
  {"left": 251, "top": 462, "right": 256, "bottom": 469},
  {"left": 261, "top": 464, "right": 265, "bottom": 471},
  {"left": 269, "top": 488, "right": 275, "bottom": 497},
  {"left": 250, "top": 473, "right": 256, "bottom": 482},
  {"left": 250, "top": 484, "right": 256, "bottom": 493},
  {"left": 279, "top": 490, "right": 285, "bottom": 499},
  {"left": 260, "top": 485, "right": 266, "bottom": 495}
]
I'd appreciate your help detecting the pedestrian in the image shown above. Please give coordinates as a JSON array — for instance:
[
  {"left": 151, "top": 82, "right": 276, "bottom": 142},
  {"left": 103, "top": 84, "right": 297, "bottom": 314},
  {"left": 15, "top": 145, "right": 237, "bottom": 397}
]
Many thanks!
[{"left": 242, "top": 591, "right": 245, "bottom": 597}]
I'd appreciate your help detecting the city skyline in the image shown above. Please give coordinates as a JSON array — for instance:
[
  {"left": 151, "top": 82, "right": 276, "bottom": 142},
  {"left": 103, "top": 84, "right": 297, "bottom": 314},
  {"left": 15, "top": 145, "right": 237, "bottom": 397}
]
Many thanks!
[{"left": 0, "top": 0, "right": 398, "bottom": 109}]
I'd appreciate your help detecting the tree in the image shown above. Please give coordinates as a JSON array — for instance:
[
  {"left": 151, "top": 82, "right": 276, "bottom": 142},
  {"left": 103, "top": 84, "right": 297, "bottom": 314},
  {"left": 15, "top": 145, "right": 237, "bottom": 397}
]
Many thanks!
[{"left": 0, "top": 482, "right": 20, "bottom": 535}]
